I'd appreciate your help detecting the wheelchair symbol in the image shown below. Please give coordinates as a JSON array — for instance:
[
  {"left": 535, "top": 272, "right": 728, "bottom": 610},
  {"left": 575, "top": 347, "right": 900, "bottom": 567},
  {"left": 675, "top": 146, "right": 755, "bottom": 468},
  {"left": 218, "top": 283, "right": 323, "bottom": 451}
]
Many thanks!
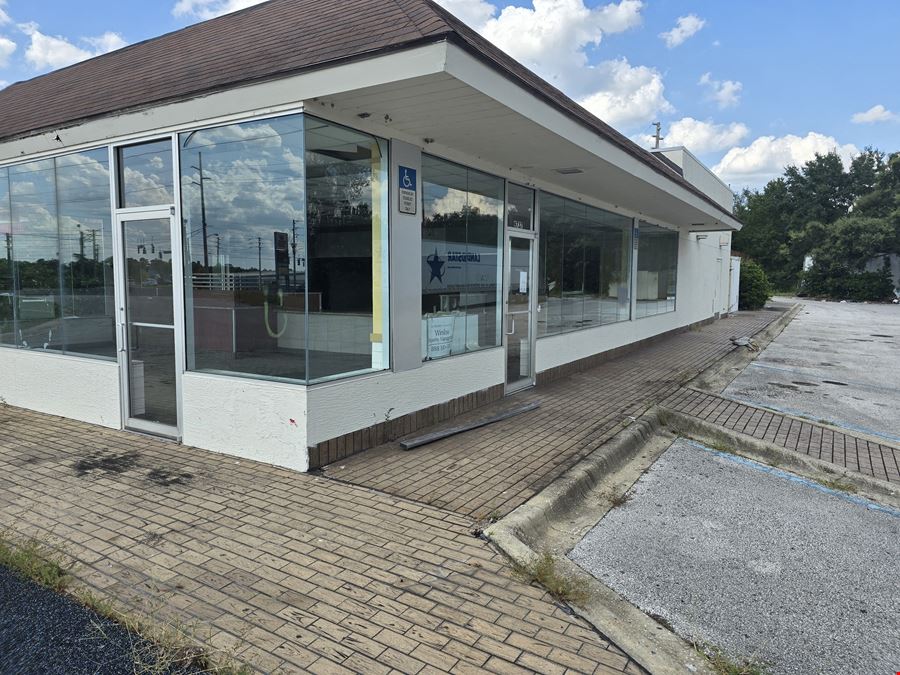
[{"left": 402, "top": 170, "right": 414, "bottom": 190}]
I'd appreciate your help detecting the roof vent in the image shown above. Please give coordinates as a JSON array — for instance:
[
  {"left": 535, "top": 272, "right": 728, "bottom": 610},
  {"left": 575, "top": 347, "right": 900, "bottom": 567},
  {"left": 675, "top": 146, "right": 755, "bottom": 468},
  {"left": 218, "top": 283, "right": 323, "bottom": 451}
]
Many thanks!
[{"left": 555, "top": 167, "right": 584, "bottom": 175}]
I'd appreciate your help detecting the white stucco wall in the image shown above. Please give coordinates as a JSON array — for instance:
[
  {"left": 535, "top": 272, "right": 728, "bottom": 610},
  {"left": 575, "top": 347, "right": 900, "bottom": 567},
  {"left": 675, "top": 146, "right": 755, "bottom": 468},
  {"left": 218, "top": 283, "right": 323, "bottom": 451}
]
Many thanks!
[
  {"left": 181, "top": 372, "right": 308, "bottom": 471},
  {"left": 306, "top": 347, "right": 504, "bottom": 446},
  {"left": 536, "top": 230, "right": 731, "bottom": 373},
  {"left": 0, "top": 348, "right": 121, "bottom": 428}
]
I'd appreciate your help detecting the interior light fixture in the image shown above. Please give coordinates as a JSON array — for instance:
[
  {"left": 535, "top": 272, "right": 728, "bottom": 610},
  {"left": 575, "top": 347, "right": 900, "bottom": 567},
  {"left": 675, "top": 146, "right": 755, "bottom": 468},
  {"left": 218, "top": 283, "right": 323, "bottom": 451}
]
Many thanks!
[{"left": 555, "top": 167, "right": 584, "bottom": 175}]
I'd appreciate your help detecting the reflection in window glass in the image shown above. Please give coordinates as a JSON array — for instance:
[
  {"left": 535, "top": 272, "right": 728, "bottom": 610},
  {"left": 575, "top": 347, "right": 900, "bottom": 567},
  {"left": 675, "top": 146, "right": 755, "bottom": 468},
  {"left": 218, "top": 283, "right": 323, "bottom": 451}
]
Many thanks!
[
  {"left": 421, "top": 155, "right": 503, "bottom": 360},
  {"left": 635, "top": 221, "right": 678, "bottom": 317},
  {"left": 3, "top": 150, "right": 115, "bottom": 358},
  {"left": 506, "top": 183, "right": 534, "bottom": 230},
  {"left": 180, "top": 114, "right": 389, "bottom": 383},
  {"left": 118, "top": 140, "right": 174, "bottom": 208},
  {"left": 538, "top": 193, "right": 632, "bottom": 336},
  {"left": 56, "top": 150, "right": 116, "bottom": 358},
  {"left": 182, "top": 115, "right": 307, "bottom": 380},
  {"left": 0, "top": 168, "right": 12, "bottom": 345},
  {"left": 305, "top": 117, "right": 389, "bottom": 381}
]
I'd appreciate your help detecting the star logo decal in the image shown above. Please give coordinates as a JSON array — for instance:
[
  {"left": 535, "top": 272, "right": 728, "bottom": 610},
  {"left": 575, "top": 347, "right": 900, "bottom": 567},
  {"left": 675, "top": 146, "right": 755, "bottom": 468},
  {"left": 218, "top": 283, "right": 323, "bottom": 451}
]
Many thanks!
[{"left": 426, "top": 249, "right": 446, "bottom": 284}]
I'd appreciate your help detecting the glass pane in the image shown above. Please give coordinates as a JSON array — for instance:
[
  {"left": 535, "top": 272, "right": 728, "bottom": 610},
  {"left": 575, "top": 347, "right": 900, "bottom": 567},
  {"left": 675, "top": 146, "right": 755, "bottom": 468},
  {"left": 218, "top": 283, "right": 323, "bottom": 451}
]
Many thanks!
[
  {"left": 123, "top": 217, "right": 176, "bottom": 427},
  {"left": 539, "top": 193, "right": 633, "bottom": 335},
  {"left": 57, "top": 149, "right": 116, "bottom": 358},
  {"left": 507, "top": 238, "right": 531, "bottom": 312},
  {"left": 118, "top": 140, "right": 174, "bottom": 208},
  {"left": 0, "top": 167, "right": 12, "bottom": 345},
  {"left": 123, "top": 218, "right": 173, "bottom": 325},
  {"left": 9, "top": 158, "right": 60, "bottom": 351},
  {"left": 181, "top": 115, "right": 306, "bottom": 381},
  {"left": 305, "top": 116, "right": 390, "bottom": 381},
  {"left": 506, "top": 237, "right": 532, "bottom": 387},
  {"left": 421, "top": 155, "right": 502, "bottom": 361},
  {"left": 128, "top": 324, "right": 177, "bottom": 427},
  {"left": 636, "top": 221, "right": 678, "bottom": 317},
  {"left": 507, "top": 184, "right": 534, "bottom": 230}
]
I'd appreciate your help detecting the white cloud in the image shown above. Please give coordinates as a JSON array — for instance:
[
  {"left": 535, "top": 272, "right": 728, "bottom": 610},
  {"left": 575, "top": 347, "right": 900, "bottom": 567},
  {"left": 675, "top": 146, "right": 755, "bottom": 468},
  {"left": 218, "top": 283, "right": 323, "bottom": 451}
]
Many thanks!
[
  {"left": 851, "top": 104, "right": 897, "bottom": 124},
  {"left": 172, "top": 0, "right": 267, "bottom": 20},
  {"left": 659, "top": 14, "right": 705, "bottom": 48},
  {"left": 0, "top": 0, "right": 10, "bottom": 25},
  {"left": 18, "top": 22, "right": 127, "bottom": 71},
  {"left": 0, "top": 80, "right": 7, "bottom": 90},
  {"left": 659, "top": 117, "right": 749, "bottom": 154},
  {"left": 713, "top": 132, "right": 859, "bottom": 188},
  {"left": 478, "top": 0, "right": 644, "bottom": 96},
  {"left": 435, "top": 1, "right": 666, "bottom": 130},
  {"left": 699, "top": 72, "right": 742, "bottom": 109},
  {"left": 579, "top": 58, "right": 673, "bottom": 128},
  {"left": 435, "top": 0, "right": 497, "bottom": 27},
  {"left": 0, "top": 35, "right": 14, "bottom": 67}
]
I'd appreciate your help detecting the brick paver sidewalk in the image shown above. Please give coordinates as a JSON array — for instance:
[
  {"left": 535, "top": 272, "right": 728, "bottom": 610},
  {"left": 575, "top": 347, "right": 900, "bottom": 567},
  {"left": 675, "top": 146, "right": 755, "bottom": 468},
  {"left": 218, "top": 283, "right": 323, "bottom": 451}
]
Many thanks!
[
  {"left": 325, "top": 310, "right": 784, "bottom": 520},
  {"left": 0, "top": 406, "right": 639, "bottom": 674},
  {"left": 0, "top": 308, "right": 789, "bottom": 674},
  {"left": 662, "top": 388, "right": 900, "bottom": 483}
]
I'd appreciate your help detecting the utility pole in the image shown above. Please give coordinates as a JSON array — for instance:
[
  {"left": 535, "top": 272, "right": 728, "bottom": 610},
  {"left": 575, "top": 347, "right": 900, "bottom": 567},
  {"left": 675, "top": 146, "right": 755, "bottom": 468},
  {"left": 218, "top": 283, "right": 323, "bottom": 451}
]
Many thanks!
[
  {"left": 77, "top": 224, "right": 85, "bottom": 260},
  {"left": 651, "top": 121, "right": 664, "bottom": 149},
  {"left": 291, "top": 219, "right": 297, "bottom": 290},
  {"left": 191, "top": 152, "right": 209, "bottom": 270},
  {"left": 257, "top": 237, "right": 263, "bottom": 290}
]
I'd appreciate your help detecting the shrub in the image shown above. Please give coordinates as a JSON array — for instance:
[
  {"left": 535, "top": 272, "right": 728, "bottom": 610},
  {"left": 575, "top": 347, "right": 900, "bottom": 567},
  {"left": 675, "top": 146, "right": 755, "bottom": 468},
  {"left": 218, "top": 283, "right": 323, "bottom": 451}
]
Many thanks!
[
  {"left": 738, "top": 259, "right": 773, "bottom": 310},
  {"left": 802, "top": 259, "right": 894, "bottom": 302}
]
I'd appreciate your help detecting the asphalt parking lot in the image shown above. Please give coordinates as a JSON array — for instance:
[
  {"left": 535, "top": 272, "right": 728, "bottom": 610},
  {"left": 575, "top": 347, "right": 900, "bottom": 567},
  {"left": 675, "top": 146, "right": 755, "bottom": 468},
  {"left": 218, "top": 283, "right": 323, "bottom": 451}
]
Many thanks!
[
  {"left": 568, "top": 438, "right": 900, "bottom": 675},
  {"left": 723, "top": 299, "right": 900, "bottom": 443}
]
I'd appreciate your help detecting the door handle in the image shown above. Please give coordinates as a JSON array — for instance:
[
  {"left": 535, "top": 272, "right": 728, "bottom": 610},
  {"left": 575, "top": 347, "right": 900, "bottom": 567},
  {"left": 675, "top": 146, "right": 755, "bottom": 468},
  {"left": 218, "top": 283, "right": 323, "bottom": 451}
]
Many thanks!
[
  {"left": 119, "top": 323, "right": 127, "bottom": 353},
  {"left": 505, "top": 317, "right": 516, "bottom": 336}
]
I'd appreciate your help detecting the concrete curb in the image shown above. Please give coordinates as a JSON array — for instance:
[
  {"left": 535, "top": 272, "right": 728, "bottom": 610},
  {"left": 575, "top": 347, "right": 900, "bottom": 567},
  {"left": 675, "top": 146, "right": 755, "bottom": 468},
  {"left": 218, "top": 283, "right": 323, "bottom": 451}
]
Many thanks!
[
  {"left": 491, "top": 413, "right": 658, "bottom": 550},
  {"left": 485, "top": 413, "right": 716, "bottom": 675},
  {"left": 657, "top": 406, "right": 900, "bottom": 509},
  {"left": 690, "top": 302, "right": 803, "bottom": 394}
]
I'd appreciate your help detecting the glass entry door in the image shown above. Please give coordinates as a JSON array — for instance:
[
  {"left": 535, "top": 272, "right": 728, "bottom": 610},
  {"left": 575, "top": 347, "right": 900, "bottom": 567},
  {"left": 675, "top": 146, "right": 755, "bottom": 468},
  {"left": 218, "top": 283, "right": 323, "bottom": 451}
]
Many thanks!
[
  {"left": 118, "top": 210, "right": 179, "bottom": 436},
  {"left": 505, "top": 235, "right": 535, "bottom": 391}
]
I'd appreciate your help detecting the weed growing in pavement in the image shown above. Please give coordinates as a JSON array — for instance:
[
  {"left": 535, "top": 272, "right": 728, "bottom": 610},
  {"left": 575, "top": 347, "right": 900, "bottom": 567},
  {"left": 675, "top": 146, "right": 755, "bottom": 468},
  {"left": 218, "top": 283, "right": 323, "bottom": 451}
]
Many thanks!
[
  {"left": 697, "top": 643, "right": 768, "bottom": 675},
  {"left": 816, "top": 476, "right": 858, "bottom": 494},
  {"left": 0, "top": 531, "right": 71, "bottom": 592},
  {"left": 607, "top": 491, "right": 631, "bottom": 508},
  {"left": 74, "top": 588, "right": 253, "bottom": 675},
  {"left": 512, "top": 550, "right": 591, "bottom": 606}
]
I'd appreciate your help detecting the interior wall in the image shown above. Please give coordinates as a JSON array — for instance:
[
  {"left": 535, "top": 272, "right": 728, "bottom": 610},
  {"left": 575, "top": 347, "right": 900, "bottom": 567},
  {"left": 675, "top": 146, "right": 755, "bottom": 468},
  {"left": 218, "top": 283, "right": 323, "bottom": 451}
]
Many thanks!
[{"left": 0, "top": 349, "right": 121, "bottom": 428}]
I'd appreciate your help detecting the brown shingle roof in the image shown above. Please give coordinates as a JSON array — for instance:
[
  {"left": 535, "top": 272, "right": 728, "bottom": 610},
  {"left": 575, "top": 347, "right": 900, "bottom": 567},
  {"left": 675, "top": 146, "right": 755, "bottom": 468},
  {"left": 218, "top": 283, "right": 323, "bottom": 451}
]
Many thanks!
[{"left": 0, "top": 0, "right": 735, "bottom": 220}]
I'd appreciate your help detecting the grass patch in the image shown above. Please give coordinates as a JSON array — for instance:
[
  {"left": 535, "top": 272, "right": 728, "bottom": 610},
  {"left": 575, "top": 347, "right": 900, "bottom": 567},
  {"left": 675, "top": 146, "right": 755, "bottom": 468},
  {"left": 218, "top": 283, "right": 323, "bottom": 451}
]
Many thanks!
[
  {"left": 73, "top": 589, "right": 252, "bottom": 675},
  {"left": 0, "top": 531, "right": 71, "bottom": 592},
  {"left": 0, "top": 532, "right": 249, "bottom": 674},
  {"left": 816, "top": 476, "right": 858, "bottom": 494},
  {"left": 699, "top": 644, "right": 768, "bottom": 675},
  {"left": 513, "top": 551, "right": 590, "bottom": 606}
]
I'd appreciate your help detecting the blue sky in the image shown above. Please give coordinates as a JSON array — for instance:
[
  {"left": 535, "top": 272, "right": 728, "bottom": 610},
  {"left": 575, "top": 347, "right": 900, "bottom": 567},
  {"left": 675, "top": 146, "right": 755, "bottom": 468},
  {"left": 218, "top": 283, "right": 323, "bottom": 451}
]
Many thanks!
[{"left": 0, "top": 0, "right": 898, "bottom": 189}]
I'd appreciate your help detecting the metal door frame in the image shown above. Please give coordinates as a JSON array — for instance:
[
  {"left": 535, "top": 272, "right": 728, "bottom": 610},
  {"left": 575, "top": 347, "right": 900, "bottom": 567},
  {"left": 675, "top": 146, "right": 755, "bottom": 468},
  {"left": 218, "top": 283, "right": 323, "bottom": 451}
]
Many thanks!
[
  {"left": 502, "top": 181, "right": 538, "bottom": 393},
  {"left": 109, "top": 135, "right": 185, "bottom": 439}
]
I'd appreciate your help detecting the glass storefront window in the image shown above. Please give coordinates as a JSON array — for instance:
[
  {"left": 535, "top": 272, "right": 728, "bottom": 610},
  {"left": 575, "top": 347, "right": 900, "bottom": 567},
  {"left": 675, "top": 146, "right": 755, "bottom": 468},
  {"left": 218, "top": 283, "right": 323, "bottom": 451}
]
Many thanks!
[
  {"left": 635, "top": 221, "right": 678, "bottom": 317},
  {"left": 180, "top": 113, "right": 389, "bottom": 384},
  {"left": 421, "top": 155, "right": 503, "bottom": 360},
  {"left": 2, "top": 149, "right": 115, "bottom": 358},
  {"left": 0, "top": 168, "right": 12, "bottom": 345},
  {"left": 538, "top": 193, "right": 632, "bottom": 336}
]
